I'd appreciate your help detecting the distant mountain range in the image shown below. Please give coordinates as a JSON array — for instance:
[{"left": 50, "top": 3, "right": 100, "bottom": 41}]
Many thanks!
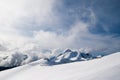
[{"left": 0, "top": 48, "right": 105, "bottom": 71}]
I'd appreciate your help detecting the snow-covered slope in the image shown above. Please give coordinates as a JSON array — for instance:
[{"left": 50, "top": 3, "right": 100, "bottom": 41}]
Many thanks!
[{"left": 0, "top": 52, "right": 120, "bottom": 80}]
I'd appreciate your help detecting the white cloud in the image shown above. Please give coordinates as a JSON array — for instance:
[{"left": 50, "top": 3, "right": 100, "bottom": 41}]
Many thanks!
[
  {"left": 0, "top": 0, "right": 119, "bottom": 55},
  {"left": 0, "top": 0, "right": 59, "bottom": 36},
  {"left": 0, "top": 0, "right": 59, "bottom": 50}
]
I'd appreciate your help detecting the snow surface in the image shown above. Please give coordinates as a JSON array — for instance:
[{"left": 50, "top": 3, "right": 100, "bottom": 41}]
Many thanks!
[{"left": 0, "top": 52, "right": 120, "bottom": 80}]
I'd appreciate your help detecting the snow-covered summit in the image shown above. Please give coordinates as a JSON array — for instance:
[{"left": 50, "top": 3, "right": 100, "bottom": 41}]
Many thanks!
[{"left": 49, "top": 49, "right": 94, "bottom": 64}]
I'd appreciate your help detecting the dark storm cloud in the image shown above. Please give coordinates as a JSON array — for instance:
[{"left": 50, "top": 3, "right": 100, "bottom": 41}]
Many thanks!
[
  {"left": 90, "top": 0, "right": 120, "bottom": 35},
  {"left": 55, "top": 0, "right": 120, "bottom": 36}
]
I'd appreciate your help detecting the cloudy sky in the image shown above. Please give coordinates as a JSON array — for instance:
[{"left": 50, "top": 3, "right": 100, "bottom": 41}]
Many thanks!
[{"left": 0, "top": 0, "right": 120, "bottom": 53}]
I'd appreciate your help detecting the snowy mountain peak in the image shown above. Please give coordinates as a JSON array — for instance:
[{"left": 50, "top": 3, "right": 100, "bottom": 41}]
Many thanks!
[
  {"left": 0, "top": 49, "right": 103, "bottom": 70},
  {"left": 64, "top": 49, "right": 72, "bottom": 53}
]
